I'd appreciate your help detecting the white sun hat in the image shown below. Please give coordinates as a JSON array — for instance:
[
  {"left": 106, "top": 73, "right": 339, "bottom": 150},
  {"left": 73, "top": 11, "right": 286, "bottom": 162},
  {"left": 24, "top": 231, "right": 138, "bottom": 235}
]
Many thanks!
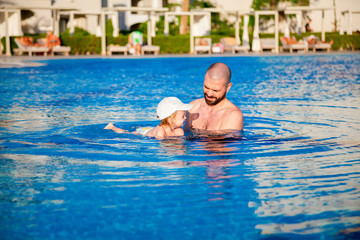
[{"left": 156, "top": 97, "right": 193, "bottom": 120}]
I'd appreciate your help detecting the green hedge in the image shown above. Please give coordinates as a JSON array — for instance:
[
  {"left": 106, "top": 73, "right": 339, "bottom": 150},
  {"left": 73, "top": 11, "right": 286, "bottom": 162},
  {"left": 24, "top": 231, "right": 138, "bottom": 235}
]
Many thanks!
[
  {"left": 309, "top": 32, "right": 360, "bottom": 51},
  {"left": 259, "top": 32, "right": 360, "bottom": 51},
  {"left": 153, "top": 35, "right": 190, "bottom": 54},
  {"left": 60, "top": 36, "right": 101, "bottom": 55},
  {"left": 2, "top": 32, "right": 360, "bottom": 54},
  {"left": 1, "top": 37, "right": 17, "bottom": 54},
  {"left": 59, "top": 34, "right": 191, "bottom": 54},
  {"left": 106, "top": 35, "right": 128, "bottom": 46}
]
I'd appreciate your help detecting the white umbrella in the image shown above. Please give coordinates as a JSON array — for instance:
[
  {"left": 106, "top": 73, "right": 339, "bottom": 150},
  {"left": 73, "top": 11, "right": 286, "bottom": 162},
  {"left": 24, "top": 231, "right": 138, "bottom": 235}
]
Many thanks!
[
  {"left": 252, "top": 14, "right": 261, "bottom": 52},
  {"left": 296, "top": 13, "right": 302, "bottom": 35},
  {"left": 284, "top": 19, "right": 290, "bottom": 38},
  {"left": 111, "top": 12, "right": 119, "bottom": 37},
  {"left": 242, "top": 14, "right": 250, "bottom": 47},
  {"left": 96, "top": 15, "right": 102, "bottom": 37}
]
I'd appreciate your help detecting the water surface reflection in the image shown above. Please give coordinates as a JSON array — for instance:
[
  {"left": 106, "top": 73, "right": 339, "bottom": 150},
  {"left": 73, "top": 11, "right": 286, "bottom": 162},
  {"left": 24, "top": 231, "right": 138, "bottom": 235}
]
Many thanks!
[{"left": 1, "top": 55, "right": 360, "bottom": 239}]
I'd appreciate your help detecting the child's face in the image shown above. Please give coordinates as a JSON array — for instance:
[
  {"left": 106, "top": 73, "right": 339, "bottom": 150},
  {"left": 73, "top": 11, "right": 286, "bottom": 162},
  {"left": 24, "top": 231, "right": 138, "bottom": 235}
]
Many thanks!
[{"left": 171, "top": 110, "right": 186, "bottom": 128}]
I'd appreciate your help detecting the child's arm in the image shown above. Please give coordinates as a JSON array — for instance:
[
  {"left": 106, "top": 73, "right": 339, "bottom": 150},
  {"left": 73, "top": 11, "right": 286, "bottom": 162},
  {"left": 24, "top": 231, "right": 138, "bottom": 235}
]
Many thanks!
[{"left": 104, "top": 123, "right": 127, "bottom": 133}]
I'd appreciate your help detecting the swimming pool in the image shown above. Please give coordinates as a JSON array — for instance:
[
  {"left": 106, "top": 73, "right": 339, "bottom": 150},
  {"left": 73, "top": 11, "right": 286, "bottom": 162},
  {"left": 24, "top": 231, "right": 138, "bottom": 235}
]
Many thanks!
[{"left": 1, "top": 54, "right": 359, "bottom": 239}]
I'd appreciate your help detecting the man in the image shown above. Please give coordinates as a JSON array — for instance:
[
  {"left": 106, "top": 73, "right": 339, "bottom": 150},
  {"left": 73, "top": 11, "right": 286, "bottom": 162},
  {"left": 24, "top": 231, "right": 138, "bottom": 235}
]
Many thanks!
[{"left": 184, "top": 62, "right": 244, "bottom": 131}]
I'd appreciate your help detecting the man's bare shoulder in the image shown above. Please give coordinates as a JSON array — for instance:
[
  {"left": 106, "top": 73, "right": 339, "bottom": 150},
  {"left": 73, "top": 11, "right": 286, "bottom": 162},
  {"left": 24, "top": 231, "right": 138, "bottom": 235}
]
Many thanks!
[
  {"left": 190, "top": 98, "right": 204, "bottom": 105},
  {"left": 221, "top": 100, "right": 243, "bottom": 130},
  {"left": 223, "top": 99, "right": 242, "bottom": 113},
  {"left": 189, "top": 98, "right": 205, "bottom": 111},
  {"left": 228, "top": 107, "right": 243, "bottom": 118}
]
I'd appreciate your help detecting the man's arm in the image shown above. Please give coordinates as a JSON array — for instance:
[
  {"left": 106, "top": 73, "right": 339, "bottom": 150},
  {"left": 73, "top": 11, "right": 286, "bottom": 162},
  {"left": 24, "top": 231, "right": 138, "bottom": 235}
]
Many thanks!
[
  {"left": 184, "top": 99, "right": 198, "bottom": 131},
  {"left": 184, "top": 110, "right": 193, "bottom": 131},
  {"left": 220, "top": 109, "right": 244, "bottom": 130}
]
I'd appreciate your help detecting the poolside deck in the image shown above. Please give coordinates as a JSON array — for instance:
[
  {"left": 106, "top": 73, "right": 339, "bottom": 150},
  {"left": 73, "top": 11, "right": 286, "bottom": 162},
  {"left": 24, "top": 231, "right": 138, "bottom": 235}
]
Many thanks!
[{"left": 0, "top": 51, "right": 358, "bottom": 68}]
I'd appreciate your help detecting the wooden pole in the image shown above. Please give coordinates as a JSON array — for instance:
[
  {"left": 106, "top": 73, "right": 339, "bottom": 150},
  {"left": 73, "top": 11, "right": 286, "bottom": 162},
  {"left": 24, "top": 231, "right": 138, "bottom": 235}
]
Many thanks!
[{"left": 180, "top": 0, "right": 189, "bottom": 34}]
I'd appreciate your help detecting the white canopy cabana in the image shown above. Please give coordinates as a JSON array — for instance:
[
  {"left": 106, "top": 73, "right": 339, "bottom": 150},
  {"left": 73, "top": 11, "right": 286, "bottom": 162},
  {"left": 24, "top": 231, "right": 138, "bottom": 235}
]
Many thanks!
[
  {"left": 0, "top": 5, "right": 76, "bottom": 56},
  {"left": 282, "top": 9, "right": 302, "bottom": 35},
  {"left": 60, "top": 10, "right": 119, "bottom": 56},
  {"left": 340, "top": 9, "right": 360, "bottom": 35},
  {"left": 285, "top": 6, "right": 334, "bottom": 41},
  {"left": 59, "top": 10, "right": 110, "bottom": 37},
  {"left": 102, "top": 7, "right": 168, "bottom": 55},
  {"left": 253, "top": 10, "right": 279, "bottom": 53},
  {"left": 199, "top": 8, "right": 254, "bottom": 47},
  {"left": 252, "top": 6, "right": 334, "bottom": 53},
  {"left": 60, "top": 7, "right": 168, "bottom": 55},
  {"left": 0, "top": 7, "right": 22, "bottom": 56},
  {"left": 0, "top": 5, "right": 168, "bottom": 56},
  {"left": 59, "top": 10, "right": 115, "bottom": 56},
  {"left": 164, "top": 11, "right": 210, "bottom": 54}
]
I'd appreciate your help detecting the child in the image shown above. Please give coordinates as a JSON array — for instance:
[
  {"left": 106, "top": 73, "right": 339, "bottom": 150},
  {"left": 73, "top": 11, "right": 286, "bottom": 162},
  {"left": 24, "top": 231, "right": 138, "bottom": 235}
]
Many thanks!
[{"left": 104, "top": 97, "right": 193, "bottom": 139}]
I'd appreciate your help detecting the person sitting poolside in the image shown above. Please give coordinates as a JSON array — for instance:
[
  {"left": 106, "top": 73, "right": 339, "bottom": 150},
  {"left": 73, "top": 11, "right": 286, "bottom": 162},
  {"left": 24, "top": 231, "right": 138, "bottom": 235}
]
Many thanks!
[
  {"left": 46, "top": 31, "right": 61, "bottom": 51},
  {"left": 280, "top": 36, "right": 301, "bottom": 45},
  {"left": 104, "top": 97, "right": 193, "bottom": 139},
  {"left": 307, "top": 35, "right": 334, "bottom": 46},
  {"left": 18, "top": 36, "right": 41, "bottom": 47},
  {"left": 128, "top": 31, "right": 143, "bottom": 56}
]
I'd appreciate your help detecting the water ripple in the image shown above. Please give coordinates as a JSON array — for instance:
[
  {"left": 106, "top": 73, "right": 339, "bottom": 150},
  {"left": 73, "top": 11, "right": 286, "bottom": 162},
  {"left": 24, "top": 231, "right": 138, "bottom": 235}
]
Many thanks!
[{"left": 1, "top": 55, "right": 360, "bottom": 239}]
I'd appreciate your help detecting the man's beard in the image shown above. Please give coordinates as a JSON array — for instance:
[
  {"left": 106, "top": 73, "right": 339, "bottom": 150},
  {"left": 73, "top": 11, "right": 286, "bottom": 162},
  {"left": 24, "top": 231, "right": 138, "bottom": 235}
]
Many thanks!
[{"left": 204, "top": 92, "right": 226, "bottom": 106}]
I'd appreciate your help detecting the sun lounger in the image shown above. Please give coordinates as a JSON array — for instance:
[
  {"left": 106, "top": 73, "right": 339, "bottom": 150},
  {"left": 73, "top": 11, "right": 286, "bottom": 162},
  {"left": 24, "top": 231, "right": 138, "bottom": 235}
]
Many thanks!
[
  {"left": 107, "top": 44, "right": 128, "bottom": 55},
  {"left": 280, "top": 37, "right": 308, "bottom": 53},
  {"left": 220, "top": 37, "right": 250, "bottom": 54},
  {"left": 212, "top": 43, "right": 224, "bottom": 54},
  {"left": 14, "top": 38, "right": 49, "bottom": 56},
  {"left": 141, "top": 45, "right": 160, "bottom": 55},
  {"left": 260, "top": 38, "right": 276, "bottom": 52},
  {"left": 194, "top": 38, "right": 212, "bottom": 54},
  {"left": 51, "top": 45, "right": 71, "bottom": 56},
  {"left": 305, "top": 36, "right": 332, "bottom": 52},
  {"left": 310, "top": 42, "right": 332, "bottom": 52},
  {"left": 37, "top": 38, "right": 71, "bottom": 56}
]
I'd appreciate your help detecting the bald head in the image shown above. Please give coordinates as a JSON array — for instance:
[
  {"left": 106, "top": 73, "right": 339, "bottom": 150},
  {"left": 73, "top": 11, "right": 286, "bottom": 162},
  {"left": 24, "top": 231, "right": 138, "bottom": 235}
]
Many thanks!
[{"left": 205, "top": 62, "right": 231, "bottom": 85}]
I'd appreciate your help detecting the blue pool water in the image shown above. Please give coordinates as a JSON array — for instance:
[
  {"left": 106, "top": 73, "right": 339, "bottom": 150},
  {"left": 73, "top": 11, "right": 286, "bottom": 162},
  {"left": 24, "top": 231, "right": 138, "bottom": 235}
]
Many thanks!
[{"left": 1, "top": 54, "right": 360, "bottom": 239}]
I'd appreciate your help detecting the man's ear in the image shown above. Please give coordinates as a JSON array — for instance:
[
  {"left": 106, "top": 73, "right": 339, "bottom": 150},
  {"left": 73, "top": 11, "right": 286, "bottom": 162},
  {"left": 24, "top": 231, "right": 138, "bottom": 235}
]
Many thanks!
[{"left": 226, "top": 82, "right": 232, "bottom": 93}]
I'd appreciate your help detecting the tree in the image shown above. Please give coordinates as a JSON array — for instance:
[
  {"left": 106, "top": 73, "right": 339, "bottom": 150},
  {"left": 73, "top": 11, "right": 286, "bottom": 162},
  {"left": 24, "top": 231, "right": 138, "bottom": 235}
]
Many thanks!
[
  {"left": 180, "top": 0, "right": 189, "bottom": 34},
  {"left": 252, "top": 0, "right": 309, "bottom": 10},
  {"left": 333, "top": 0, "right": 337, "bottom": 32}
]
